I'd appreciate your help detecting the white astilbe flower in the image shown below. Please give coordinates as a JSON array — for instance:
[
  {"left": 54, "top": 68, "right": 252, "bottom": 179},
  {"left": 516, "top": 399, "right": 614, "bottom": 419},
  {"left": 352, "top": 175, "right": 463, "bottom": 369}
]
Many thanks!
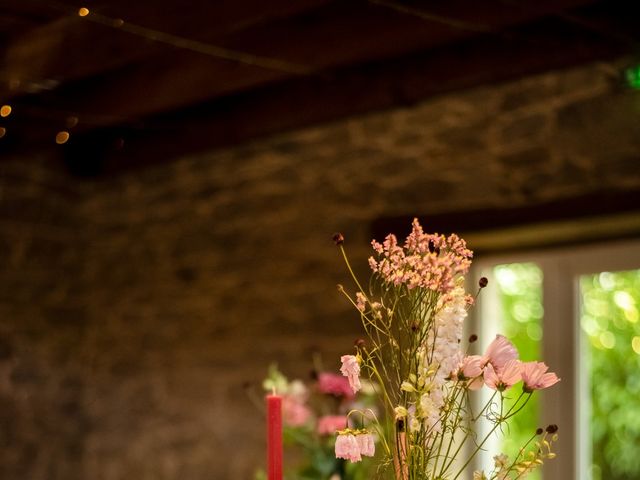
[
  {"left": 419, "top": 392, "right": 441, "bottom": 433},
  {"left": 427, "top": 286, "right": 467, "bottom": 380}
]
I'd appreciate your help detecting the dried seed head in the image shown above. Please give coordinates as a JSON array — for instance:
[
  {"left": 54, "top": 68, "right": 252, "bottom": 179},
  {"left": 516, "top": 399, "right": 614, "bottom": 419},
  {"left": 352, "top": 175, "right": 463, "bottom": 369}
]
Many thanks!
[
  {"left": 546, "top": 424, "right": 559, "bottom": 434},
  {"left": 332, "top": 232, "right": 344, "bottom": 245},
  {"left": 468, "top": 334, "right": 478, "bottom": 343},
  {"left": 479, "top": 277, "right": 489, "bottom": 288}
]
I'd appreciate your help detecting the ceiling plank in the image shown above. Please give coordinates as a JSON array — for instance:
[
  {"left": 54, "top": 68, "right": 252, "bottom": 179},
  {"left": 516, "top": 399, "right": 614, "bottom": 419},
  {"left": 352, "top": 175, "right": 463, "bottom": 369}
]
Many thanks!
[
  {"left": 0, "top": 0, "right": 332, "bottom": 100},
  {"left": 2, "top": 0, "right": 600, "bottom": 127},
  {"left": 371, "top": 189, "right": 640, "bottom": 254},
  {"left": 92, "top": 13, "right": 635, "bottom": 173}
]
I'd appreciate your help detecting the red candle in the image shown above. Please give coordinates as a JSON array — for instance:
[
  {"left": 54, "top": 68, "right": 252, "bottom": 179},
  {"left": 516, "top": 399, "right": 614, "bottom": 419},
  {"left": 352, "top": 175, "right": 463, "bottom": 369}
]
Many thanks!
[{"left": 267, "top": 392, "right": 283, "bottom": 480}]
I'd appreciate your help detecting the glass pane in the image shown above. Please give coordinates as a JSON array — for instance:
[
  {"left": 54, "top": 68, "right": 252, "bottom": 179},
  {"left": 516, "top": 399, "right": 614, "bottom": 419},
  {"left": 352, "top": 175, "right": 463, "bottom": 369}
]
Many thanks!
[
  {"left": 580, "top": 269, "right": 640, "bottom": 480},
  {"left": 494, "top": 263, "right": 544, "bottom": 479}
]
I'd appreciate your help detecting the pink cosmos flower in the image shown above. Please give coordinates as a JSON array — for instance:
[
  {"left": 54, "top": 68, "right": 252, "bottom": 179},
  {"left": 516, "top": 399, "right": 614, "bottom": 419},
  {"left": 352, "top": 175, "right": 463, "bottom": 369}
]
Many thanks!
[
  {"left": 335, "top": 434, "right": 361, "bottom": 462},
  {"left": 317, "top": 415, "right": 348, "bottom": 435},
  {"left": 317, "top": 372, "right": 355, "bottom": 398},
  {"left": 484, "top": 359, "right": 522, "bottom": 391},
  {"left": 483, "top": 335, "right": 519, "bottom": 372},
  {"left": 282, "top": 395, "right": 312, "bottom": 427},
  {"left": 455, "top": 355, "right": 484, "bottom": 390},
  {"left": 520, "top": 361, "right": 560, "bottom": 392},
  {"left": 356, "top": 433, "right": 375, "bottom": 457},
  {"left": 340, "top": 355, "right": 361, "bottom": 394},
  {"left": 458, "top": 355, "right": 483, "bottom": 378}
]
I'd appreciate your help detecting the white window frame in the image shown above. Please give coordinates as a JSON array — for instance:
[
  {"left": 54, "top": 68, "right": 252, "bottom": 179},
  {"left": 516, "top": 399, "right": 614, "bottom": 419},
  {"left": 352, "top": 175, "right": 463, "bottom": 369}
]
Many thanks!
[{"left": 470, "top": 238, "right": 640, "bottom": 480}]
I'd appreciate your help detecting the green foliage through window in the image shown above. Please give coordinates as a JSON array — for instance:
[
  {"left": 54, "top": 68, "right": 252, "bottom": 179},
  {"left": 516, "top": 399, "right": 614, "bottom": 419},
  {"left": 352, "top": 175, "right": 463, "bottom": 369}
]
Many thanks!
[
  {"left": 494, "top": 263, "right": 543, "bottom": 480},
  {"left": 580, "top": 269, "right": 640, "bottom": 480}
]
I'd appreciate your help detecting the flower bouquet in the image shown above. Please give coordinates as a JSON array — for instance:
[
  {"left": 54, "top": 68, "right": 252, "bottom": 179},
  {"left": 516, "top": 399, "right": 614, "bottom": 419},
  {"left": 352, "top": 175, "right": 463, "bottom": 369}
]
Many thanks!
[
  {"left": 331, "top": 219, "right": 560, "bottom": 480},
  {"left": 255, "top": 364, "right": 378, "bottom": 480}
]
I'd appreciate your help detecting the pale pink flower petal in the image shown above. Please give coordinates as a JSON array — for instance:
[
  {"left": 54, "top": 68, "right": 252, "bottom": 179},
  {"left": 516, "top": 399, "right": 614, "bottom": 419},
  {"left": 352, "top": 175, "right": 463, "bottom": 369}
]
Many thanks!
[
  {"left": 500, "top": 359, "right": 522, "bottom": 386},
  {"left": 520, "top": 361, "right": 560, "bottom": 392},
  {"left": 340, "top": 355, "right": 361, "bottom": 393},
  {"left": 317, "top": 415, "right": 347, "bottom": 435},
  {"left": 335, "top": 434, "right": 362, "bottom": 462},
  {"left": 483, "top": 335, "right": 519, "bottom": 372},
  {"left": 483, "top": 359, "right": 521, "bottom": 391},
  {"left": 483, "top": 363, "right": 500, "bottom": 390},
  {"left": 460, "top": 355, "right": 483, "bottom": 378},
  {"left": 468, "top": 376, "right": 484, "bottom": 391},
  {"left": 356, "top": 433, "right": 375, "bottom": 457}
]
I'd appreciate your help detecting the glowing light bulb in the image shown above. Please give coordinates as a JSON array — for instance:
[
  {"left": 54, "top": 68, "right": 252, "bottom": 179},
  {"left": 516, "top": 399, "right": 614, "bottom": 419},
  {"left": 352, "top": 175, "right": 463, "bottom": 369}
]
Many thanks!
[
  {"left": 56, "top": 131, "right": 70, "bottom": 144},
  {"left": 66, "top": 116, "right": 79, "bottom": 128},
  {"left": 78, "top": 7, "right": 90, "bottom": 17},
  {"left": 0, "top": 127, "right": 6, "bottom": 138},
  {"left": 0, "top": 105, "right": 11, "bottom": 117}
]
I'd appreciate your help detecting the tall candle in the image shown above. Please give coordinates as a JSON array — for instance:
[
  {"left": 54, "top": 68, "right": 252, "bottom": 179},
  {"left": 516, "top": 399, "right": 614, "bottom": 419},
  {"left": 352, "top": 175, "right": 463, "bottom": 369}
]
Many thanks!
[{"left": 267, "top": 391, "right": 283, "bottom": 480}]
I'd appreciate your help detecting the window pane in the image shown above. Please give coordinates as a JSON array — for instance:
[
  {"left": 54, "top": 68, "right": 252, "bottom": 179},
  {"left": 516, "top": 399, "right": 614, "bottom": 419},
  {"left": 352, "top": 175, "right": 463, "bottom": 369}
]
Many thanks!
[
  {"left": 494, "top": 263, "right": 543, "bottom": 479},
  {"left": 580, "top": 269, "right": 640, "bottom": 480}
]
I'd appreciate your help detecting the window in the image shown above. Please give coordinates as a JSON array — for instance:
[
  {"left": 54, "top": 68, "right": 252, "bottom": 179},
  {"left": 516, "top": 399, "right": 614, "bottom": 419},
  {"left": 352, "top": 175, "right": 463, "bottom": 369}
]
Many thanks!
[{"left": 470, "top": 239, "right": 640, "bottom": 480}]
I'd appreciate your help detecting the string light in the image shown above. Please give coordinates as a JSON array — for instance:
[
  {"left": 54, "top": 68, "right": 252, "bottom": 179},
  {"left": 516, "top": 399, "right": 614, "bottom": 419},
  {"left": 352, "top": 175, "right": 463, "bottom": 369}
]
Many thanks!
[
  {"left": 55, "top": 131, "right": 70, "bottom": 144},
  {"left": 77, "top": 10, "right": 311, "bottom": 75},
  {"left": 0, "top": 127, "right": 6, "bottom": 138},
  {"left": 0, "top": 105, "right": 11, "bottom": 117},
  {"left": 66, "top": 116, "right": 79, "bottom": 128}
]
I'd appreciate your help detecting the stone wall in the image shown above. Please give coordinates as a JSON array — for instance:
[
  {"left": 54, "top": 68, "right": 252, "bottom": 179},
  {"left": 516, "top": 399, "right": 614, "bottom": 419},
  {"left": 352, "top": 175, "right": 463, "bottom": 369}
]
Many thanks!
[
  {"left": 0, "top": 156, "right": 87, "bottom": 479},
  {"left": 1, "top": 58, "right": 639, "bottom": 479}
]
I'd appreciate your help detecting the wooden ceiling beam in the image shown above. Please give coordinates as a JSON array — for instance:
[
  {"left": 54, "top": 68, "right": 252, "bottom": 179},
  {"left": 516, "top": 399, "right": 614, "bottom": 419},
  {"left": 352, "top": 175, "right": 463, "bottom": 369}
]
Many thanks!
[
  {"left": 89, "top": 13, "right": 635, "bottom": 174},
  {"left": 371, "top": 189, "right": 640, "bottom": 254},
  {"left": 0, "top": 0, "right": 332, "bottom": 100},
  {"left": 1, "top": 0, "right": 601, "bottom": 129}
]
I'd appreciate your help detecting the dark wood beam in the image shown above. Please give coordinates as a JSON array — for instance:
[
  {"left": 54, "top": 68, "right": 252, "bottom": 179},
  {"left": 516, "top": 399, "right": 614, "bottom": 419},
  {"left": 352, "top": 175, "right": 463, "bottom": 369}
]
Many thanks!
[
  {"left": 3, "top": 0, "right": 599, "bottom": 125},
  {"left": 371, "top": 189, "right": 640, "bottom": 254},
  {"left": 90, "top": 12, "right": 635, "bottom": 174},
  {"left": 0, "top": 0, "right": 332, "bottom": 100}
]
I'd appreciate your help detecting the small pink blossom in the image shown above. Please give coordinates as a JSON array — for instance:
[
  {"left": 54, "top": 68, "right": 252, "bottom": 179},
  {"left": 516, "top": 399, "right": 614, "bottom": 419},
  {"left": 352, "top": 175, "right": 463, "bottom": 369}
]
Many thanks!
[
  {"left": 335, "top": 434, "right": 361, "bottom": 462},
  {"left": 356, "top": 433, "right": 375, "bottom": 457},
  {"left": 356, "top": 292, "right": 367, "bottom": 312},
  {"left": 458, "top": 355, "right": 483, "bottom": 379},
  {"left": 317, "top": 372, "right": 355, "bottom": 398},
  {"left": 483, "top": 335, "right": 519, "bottom": 372},
  {"left": 340, "top": 355, "right": 361, "bottom": 394},
  {"left": 335, "top": 432, "right": 375, "bottom": 462},
  {"left": 368, "top": 219, "right": 473, "bottom": 295},
  {"left": 282, "top": 396, "right": 312, "bottom": 427},
  {"left": 520, "top": 361, "right": 560, "bottom": 392},
  {"left": 454, "top": 355, "right": 484, "bottom": 390},
  {"left": 484, "top": 359, "right": 522, "bottom": 391},
  {"left": 317, "top": 415, "right": 347, "bottom": 435}
]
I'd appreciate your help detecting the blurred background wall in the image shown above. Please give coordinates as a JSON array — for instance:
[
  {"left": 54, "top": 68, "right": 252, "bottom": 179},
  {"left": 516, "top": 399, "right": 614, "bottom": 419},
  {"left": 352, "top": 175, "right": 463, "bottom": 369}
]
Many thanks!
[{"left": 1, "top": 58, "right": 639, "bottom": 479}]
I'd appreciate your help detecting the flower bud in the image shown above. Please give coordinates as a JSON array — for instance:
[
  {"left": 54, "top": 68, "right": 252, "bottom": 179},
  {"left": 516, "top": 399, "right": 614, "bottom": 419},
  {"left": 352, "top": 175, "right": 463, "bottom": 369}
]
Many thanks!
[
  {"left": 469, "top": 334, "right": 478, "bottom": 343},
  {"left": 536, "top": 427, "right": 544, "bottom": 435},
  {"left": 546, "top": 424, "right": 559, "bottom": 434},
  {"left": 479, "top": 277, "right": 489, "bottom": 288},
  {"left": 333, "top": 233, "right": 345, "bottom": 245}
]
